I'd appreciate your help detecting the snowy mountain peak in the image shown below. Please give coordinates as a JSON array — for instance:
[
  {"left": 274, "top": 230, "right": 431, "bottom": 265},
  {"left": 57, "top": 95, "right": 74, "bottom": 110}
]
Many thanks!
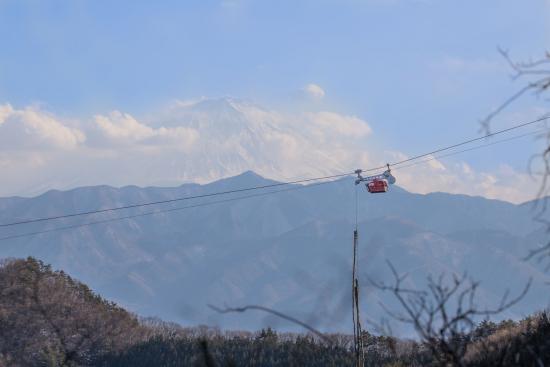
[
  {"left": 139, "top": 97, "right": 369, "bottom": 185},
  {"left": 0, "top": 97, "right": 374, "bottom": 197},
  {"left": 157, "top": 97, "right": 271, "bottom": 134}
]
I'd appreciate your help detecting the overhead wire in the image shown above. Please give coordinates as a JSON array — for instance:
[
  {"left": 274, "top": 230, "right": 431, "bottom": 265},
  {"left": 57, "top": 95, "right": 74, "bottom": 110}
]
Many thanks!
[
  {"left": 0, "top": 171, "right": 353, "bottom": 228},
  {"left": 0, "top": 114, "right": 548, "bottom": 230},
  {"left": 392, "top": 126, "right": 549, "bottom": 171},
  {"left": 387, "top": 115, "right": 549, "bottom": 169},
  {"left": 0, "top": 179, "right": 346, "bottom": 242}
]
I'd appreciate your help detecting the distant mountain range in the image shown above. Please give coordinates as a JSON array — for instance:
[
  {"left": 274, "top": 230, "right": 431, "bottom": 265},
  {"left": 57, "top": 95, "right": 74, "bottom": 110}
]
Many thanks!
[{"left": 0, "top": 172, "right": 549, "bottom": 335}]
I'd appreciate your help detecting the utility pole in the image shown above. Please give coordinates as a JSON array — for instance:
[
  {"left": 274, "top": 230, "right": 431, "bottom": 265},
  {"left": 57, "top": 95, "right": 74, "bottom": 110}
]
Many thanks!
[
  {"left": 352, "top": 228, "right": 365, "bottom": 367},
  {"left": 353, "top": 166, "right": 396, "bottom": 367}
]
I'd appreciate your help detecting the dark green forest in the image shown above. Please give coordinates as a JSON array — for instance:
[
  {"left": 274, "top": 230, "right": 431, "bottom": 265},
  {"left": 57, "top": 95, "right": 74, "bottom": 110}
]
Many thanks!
[{"left": 1, "top": 258, "right": 549, "bottom": 366}]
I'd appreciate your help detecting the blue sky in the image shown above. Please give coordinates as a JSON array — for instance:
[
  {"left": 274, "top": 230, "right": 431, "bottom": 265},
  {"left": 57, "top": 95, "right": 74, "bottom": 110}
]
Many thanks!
[{"left": 0, "top": 0, "right": 549, "bottom": 201}]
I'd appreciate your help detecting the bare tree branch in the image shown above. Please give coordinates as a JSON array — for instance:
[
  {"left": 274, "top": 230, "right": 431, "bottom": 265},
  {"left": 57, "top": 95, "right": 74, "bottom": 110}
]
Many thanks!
[
  {"left": 208, "top": 304, "right": 331, "bottom": 343},
  {"left": 480, "top": 48, "right": 550, "bottom": 270},
  {"left": 481, "top": 49, "right": 550, "bottom": 135},
  {"left": 370, "top": 261, "right": 531, "bottom": 366}
]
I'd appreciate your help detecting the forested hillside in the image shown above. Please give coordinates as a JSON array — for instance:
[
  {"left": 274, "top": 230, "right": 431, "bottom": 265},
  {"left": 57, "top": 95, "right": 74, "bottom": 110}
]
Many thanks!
[
  {"left": 1, "top": 258, "right": 549, "bottom": 366},
  {"left": 0, "top": 257, "right": 145, "bottom": 366}
]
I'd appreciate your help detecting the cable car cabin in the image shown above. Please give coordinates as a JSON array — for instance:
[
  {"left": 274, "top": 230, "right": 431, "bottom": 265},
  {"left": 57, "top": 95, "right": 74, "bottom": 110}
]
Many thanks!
[{"left": 367, "top": 179, "right": 388, "bottom": 193}]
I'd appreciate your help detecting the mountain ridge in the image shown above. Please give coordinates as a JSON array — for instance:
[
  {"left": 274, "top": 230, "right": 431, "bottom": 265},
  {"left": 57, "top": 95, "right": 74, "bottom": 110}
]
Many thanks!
[{"left": 0, "top": 171, "right": 548, "bottom": 332}]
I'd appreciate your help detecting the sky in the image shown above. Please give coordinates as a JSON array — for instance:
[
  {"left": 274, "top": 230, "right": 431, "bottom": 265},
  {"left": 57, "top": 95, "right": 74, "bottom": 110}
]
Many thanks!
[{"left": 1, "top": 0, "right": 550, "bottom": 202}]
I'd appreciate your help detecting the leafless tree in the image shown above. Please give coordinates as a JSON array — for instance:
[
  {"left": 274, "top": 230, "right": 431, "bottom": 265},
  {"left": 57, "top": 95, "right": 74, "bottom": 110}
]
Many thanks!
[
  {"left": 481, "top": 49, "right": 550, "bottom": 268},
  {"left": 369, "top": 261, "right": 531, "bottom": 367},
  {"left": 481, "top": 48, "right": 550, "bottom": 135}
]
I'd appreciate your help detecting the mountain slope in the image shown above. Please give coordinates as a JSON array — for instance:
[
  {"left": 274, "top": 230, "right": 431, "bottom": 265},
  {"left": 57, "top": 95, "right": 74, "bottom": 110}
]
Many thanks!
[
  {"left": 0, "top": 257, "right": 144, "bottom": 366},
  {"left": 0, "top": 172, "right": 548, "bottom": 333}
]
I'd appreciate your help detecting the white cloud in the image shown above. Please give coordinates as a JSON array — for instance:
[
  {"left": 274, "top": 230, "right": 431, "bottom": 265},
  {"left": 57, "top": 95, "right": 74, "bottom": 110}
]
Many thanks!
[
  {"left": 426, "top": 156, "right": 445, "bottom": 171},
  {"left": 0, "top": 104, "right": 85, "bottom": 150},
  {"left": 390, "top": 158, "right": 539, "bottom": 204},
  {"left": 95, "top": 111, "right": 154, "bottom": 141},
  {"left": 461, "top": 162, "right": 473, "bottom": 175},
  {"left": 305, "top": 111, "right": 371, "bottom": 138},
  {"left": 0, "top": 99, "right": 373, "bottom": 195},
  {"left": 0, "top": 98, "right": 542, "bottom": 204},
  {"left": 94, "top": 110, "right": 199, "bottom": 150},
  {"left": 0, "top": 104, "right": 13, "bottom": 124},
  {"left": 303, "top": 83, "right": 325, "bottom": 99}
]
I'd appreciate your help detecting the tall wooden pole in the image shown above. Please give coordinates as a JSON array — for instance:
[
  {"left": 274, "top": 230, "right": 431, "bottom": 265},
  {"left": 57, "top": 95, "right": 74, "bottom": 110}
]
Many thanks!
[{"left": 352, "top": 229, "right": 364, "bottom": 367}]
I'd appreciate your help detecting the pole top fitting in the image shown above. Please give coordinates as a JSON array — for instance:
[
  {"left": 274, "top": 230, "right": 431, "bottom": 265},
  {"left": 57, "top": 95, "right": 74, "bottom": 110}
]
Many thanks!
[{"left": 354, "top": 169, "right": 363, "bottom": 185}]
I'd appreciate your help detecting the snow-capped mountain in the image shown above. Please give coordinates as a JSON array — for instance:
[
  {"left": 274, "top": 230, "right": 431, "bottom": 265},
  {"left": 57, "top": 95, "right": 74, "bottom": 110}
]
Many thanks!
[
  {"left": 0, "top": 97, "right": 375, "bottom": 198},
  {"left": 1, "top": 97, "right": 538, "bottom": 204},
  {"left": 140, "top": 97, "right": 369, "bottom": 184}
]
